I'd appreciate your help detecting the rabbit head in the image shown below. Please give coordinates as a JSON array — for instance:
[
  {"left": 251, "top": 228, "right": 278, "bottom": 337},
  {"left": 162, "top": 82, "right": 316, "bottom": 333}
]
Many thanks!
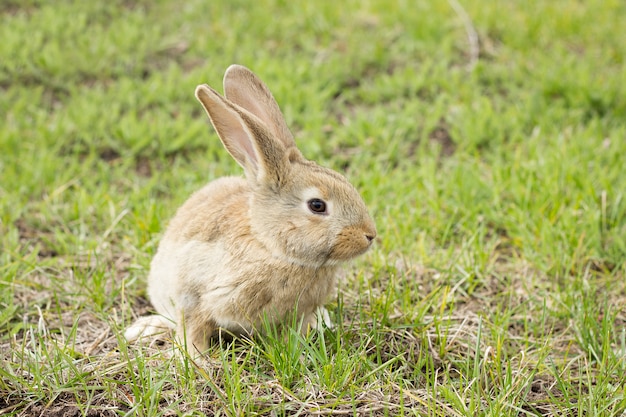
[{"left": 195, "top": 65, "right": 376, "bottom": 268}]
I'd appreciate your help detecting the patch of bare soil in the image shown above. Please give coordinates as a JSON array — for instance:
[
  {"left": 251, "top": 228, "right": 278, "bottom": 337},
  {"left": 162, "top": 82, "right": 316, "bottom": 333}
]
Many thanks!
[
  {"left": 14, "top": 217, "right": 60, "bottom": 259},
  {"left": 428, "top": 118, "right": 456, "bottom": 157}
]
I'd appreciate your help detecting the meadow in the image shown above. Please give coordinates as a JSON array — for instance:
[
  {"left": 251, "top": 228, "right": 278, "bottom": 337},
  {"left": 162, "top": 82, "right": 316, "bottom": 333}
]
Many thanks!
[{"left": 1, "top": 0, "right": 626, "bottom": 415}]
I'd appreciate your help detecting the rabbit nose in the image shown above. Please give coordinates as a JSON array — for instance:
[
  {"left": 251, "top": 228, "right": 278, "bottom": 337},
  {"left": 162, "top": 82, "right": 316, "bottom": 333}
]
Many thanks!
[{"left": 363, "top": 220, "right": 377, "bottom": 244}]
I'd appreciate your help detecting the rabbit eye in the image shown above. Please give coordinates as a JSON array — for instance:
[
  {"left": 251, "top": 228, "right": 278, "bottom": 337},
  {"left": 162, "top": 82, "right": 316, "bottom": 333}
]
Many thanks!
[{"left": 307, "top": 198, "right": 327, "bottom": 214}]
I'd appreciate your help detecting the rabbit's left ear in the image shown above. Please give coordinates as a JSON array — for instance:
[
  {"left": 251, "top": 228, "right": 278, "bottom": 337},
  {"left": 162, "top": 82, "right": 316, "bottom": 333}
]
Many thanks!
[
  {"left": 195, "top": 84, "right": 288, "bottom": 185},
  {"left": 223, "top": 65, "right": 297, "bottom": 150}
]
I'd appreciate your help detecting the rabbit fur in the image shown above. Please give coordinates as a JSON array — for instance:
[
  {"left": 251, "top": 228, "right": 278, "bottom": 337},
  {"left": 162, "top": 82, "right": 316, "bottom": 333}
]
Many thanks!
[{"left": 125, "top": 65, "right": 376, "bottom": 353}]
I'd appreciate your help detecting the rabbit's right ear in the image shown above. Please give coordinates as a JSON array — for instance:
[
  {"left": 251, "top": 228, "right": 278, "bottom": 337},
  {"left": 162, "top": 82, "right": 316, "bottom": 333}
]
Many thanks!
[
  {"left": 223, "top": 65, "right": 296, "bottom": 150},
  {"left": 195, "top": 84, "right": 287, "bottom": 184}
]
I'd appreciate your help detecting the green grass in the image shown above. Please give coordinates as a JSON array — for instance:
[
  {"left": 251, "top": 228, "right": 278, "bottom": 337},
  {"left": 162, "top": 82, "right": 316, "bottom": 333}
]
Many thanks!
[{"left": 2, "top": 0, "right": 626, "bottom": 415}]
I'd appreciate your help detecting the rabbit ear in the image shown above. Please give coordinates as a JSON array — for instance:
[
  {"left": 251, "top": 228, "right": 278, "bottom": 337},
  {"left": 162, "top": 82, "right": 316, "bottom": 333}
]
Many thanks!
[
  {"left": 195, "top": 84, "right": 287, "bottom": 184},
  {"left": 223, "top": 65, "right": 296, "bottom": 150}
]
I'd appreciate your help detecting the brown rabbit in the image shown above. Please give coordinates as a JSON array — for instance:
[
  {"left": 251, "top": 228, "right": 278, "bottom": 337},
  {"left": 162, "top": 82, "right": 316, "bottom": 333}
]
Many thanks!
[{"left": 125, "top": 65, "right": 376, "bottom": 353}]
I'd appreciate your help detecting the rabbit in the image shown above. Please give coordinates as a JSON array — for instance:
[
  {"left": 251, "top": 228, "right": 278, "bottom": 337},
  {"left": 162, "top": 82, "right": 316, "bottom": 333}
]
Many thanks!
[{"left": 124, "top": 65, "right": 376, "bottom": 353}]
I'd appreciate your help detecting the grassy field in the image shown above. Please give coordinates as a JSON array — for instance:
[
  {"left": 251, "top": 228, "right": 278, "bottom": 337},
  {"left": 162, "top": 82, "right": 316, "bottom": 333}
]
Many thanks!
[{"left": 2, "top": 0, "right": 626, "bottom": 415}]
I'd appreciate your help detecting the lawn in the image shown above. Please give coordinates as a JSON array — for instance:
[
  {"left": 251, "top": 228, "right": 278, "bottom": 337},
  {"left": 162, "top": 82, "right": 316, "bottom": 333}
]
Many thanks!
[{"left": 1, "top": 0, "right": 626, "bottom": 415}]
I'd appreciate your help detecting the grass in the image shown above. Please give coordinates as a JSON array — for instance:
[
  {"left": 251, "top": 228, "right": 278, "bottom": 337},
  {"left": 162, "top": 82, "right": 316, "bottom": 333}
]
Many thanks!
[{"left": 1, "top": 0, "right": 626, "bottom": 415}]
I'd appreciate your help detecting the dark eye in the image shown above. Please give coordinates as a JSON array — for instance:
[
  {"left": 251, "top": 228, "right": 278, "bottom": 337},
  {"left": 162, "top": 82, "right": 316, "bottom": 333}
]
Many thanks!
[{"left": 307, "top": 198, "right": 327, "bottom": 214}]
